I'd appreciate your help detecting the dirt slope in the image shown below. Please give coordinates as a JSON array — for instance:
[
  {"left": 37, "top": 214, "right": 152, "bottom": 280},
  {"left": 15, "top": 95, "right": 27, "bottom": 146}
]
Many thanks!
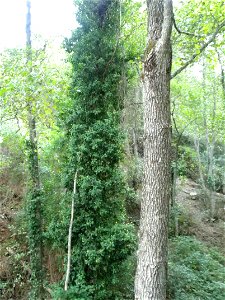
[{"left": 175, "top": 178, "right": 225, "bottom": 252}]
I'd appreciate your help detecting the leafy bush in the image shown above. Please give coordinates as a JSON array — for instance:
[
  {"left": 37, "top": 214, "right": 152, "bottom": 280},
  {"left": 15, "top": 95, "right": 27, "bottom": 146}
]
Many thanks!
[
  {"left": 168, "top": 236, "right": 225, "bottom": 299},
  {"left": 176, "top": 144, "right": 198, "bottom": 179},
  {"left": 50, "top": 0, "right": 137, "bottom": 298},
  {"left": 169, "top": 205, "right": 193, "bottom": 237}
]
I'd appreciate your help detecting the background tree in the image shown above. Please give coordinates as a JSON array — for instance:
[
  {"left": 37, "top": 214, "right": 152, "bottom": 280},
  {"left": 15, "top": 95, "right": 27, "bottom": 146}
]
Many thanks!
[
  {"left": 0, "top": 5, "right": 70, "bottom": 299},
  {"left": 25, "top": 1, "right": 44, "bottom": 298},
  {"left": 171, "top": 0, "right": 225, "bottom": 223}
]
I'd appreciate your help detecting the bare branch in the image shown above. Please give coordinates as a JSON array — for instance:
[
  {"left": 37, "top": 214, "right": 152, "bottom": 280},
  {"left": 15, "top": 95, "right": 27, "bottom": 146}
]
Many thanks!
[
  {"left": 173, "top": 15, "right": 204, "bottom": 38},
  {"left": 64, "top": 171, "right": 78, "bottom": 292},
  {"left": 44, "top": 286, "right": 53, "bottom": 297},
  {"left": 171, "top": 19, "right": 225, "bottom": 79}
]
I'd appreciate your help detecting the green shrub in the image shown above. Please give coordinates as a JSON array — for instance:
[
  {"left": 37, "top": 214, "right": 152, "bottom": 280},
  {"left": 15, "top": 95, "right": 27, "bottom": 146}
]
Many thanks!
[
  {"left": 168, "top": 236, "right": 225, "bottom": 299},
  {"left": 51, "top": 0, "right": 136, "bottom": 298}
]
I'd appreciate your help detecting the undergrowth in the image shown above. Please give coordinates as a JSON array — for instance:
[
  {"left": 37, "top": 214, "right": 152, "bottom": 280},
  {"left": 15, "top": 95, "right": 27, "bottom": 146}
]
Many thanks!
[{"left": 168, "top": 236, "right": 225, "bottom": 300}]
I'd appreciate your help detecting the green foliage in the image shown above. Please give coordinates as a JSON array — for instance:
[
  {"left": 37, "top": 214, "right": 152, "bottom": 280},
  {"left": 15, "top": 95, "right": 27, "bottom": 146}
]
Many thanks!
[
  {"left": 53, "top": 254, "right": 136, "bottom": 300},
  {"left": 0, "top": 131, "right": 26, "bottom": 196},
  {"left": 0, "top": 45, "right": 70, "bottom": 129},
  {"left": 169, "top": 205, "right": 192, "bottom": 237},
  {"left": 172, "top": 135, "right": 198, "bottom": 179},
  {"left": 0, "top": 132, "right": 28, "bottom": 299},
  {"left": 52, "top": 0, "right": 136, "bottom": 298},
  {"left": 168, "top": 237, "right": 225, "bottom": 300},
  {"left": 0, "top": 241, "right": 30, "bottom": 300},
  {"left": 121, "top": 0, "right": 146, "bottom": 62},
  {"left": 2, "top": 1, "right": 225, "bottom": 299},
  {"left": 0, "top": 42, "right": 71, "bottom": 298},
  {"left": 25, "top": 189, "right": 44, "bottom": 299},
  {"left": 171, "top": 60, "right": 225, "bottom": 191},
  {"left": 172, "top": 0, "right": 225, "bottom": 73}
]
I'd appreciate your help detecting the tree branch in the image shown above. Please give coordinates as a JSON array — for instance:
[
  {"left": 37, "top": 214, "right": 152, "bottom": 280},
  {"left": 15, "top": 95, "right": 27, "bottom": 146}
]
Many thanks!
[
  {"left": 161, "top": 0, "right": 173, "bottom": 46},
  {"left": 64, "top": 171, "right": 78, "bottom": 292},
  {"left": 171, "top": 19, "right": 225, "bottom": 79},
  {"left": 216, "top": 49, "right": 225, "bottom": 96},
  {"left": 173, "top": 15, "right": 204, "bottom": 38}
]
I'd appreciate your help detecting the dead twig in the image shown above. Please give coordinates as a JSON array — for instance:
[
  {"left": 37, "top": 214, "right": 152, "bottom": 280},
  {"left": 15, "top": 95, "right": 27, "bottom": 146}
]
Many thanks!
[{"left": 64, "top": 171, "right": 78, "bottom": 291}]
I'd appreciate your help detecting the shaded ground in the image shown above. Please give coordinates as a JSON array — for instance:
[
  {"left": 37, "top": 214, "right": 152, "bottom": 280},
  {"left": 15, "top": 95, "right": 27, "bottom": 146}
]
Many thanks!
[
  {"left": 1, "top": 177, "right": 224, "bottom": 298},
  {"left": 175, "top": 178, "right": 225, "bottom": 252},
  {"left": 0, "top": 193, "right": 23, "bottom": 284}
]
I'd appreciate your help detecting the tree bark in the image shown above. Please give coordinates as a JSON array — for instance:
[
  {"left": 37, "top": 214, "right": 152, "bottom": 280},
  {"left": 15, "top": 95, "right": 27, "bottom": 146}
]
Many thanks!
[
  {"left": 26, "top": 1, "right": 44, "bottom": 298},
  {"left": 217, "top": 51, "right": 225, "bottom": 195},
  {"left": 135, "top": 1, "right": 173, "bottom": 299}
]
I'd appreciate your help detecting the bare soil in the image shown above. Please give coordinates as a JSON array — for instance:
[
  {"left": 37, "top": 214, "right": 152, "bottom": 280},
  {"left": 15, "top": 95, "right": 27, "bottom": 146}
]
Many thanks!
[{"left": 175, "top": 178, "right": 225, "bottom": 252}]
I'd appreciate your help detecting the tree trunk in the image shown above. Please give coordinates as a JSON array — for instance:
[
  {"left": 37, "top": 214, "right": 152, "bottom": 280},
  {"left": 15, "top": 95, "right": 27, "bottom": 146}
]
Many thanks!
[
  {"left": 135, "top": 1, "right": 173, "bottom": 299},
  {"left": 26, "top": 1, "right": 44, "bottom": 298},
  {"left": 208, "top": 86, "right": 216, "bottom": 219},
  {"left": 217, "top": 51, "right": 225, "bottom": 195}
]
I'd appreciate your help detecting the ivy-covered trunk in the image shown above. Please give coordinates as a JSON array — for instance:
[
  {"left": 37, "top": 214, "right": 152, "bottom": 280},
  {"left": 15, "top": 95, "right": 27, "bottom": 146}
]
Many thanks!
[
  {"left": 63, "top": 0, "right": 135, "bottom": 298},
  {"left": 26, "top": 1, "right": 44, "bottom": 298}
]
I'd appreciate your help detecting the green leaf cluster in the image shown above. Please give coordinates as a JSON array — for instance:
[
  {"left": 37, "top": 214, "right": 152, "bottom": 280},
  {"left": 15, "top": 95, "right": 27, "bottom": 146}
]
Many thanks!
[
  {"left": 168, "top": 237, "right": 225, "bottom": 300},
  {"left": 54, "top": 1, "right": 136, "bottom": 298}
]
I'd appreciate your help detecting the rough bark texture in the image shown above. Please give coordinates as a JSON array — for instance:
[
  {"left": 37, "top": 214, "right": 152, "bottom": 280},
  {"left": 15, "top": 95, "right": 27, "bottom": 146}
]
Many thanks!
[{"left": 135, "top": 1, "right": 173, "bottom": 299}]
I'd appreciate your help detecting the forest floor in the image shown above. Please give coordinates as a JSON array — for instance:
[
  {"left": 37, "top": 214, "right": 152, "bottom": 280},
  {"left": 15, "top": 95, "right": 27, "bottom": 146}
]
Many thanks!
[
  {"left": 0, "top": 193, "right": 22, "bottom": 280},
  {"left": 0, "top": 177, "right": 225, "bottom": 282},
  {"left": 175, "top": 178, "right": 225, "bottom": 253}
]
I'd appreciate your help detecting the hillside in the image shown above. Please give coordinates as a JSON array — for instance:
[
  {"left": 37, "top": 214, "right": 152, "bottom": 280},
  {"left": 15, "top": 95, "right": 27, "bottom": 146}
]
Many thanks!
[
  {"left": 175, "top": 178, "right": 225, "bottom": 252},
  {"left": 1, "top": 176, "right": 225, "bottom": 299}
]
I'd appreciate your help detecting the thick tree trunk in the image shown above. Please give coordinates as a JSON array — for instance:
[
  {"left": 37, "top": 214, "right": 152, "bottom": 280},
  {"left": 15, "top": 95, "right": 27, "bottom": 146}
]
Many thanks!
[{"left": 135, "top": 1, "right": 173, "bottom": 299}]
